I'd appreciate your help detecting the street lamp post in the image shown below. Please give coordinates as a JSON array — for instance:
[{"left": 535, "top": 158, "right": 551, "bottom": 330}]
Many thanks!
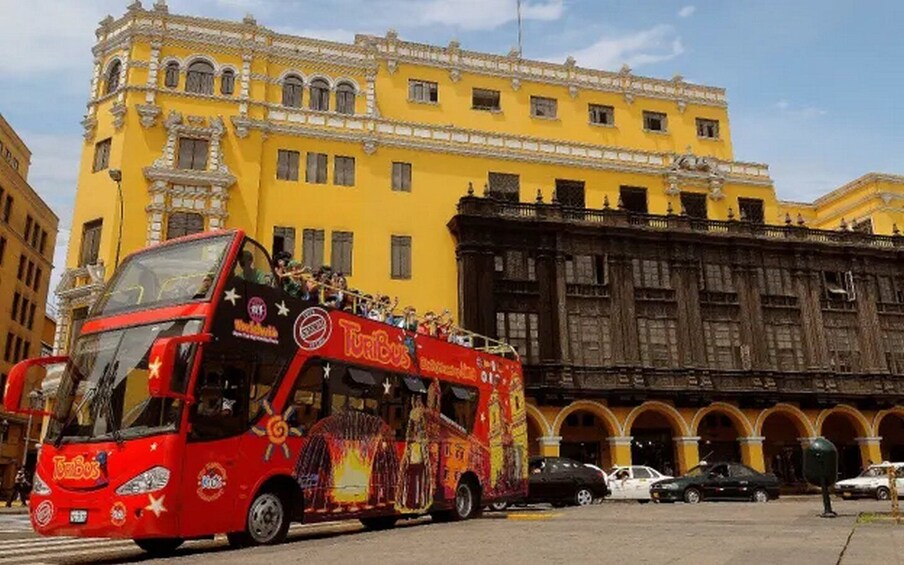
[
  {"left": 21, "top": 390, "right": 43, "bottom": 467},
  {"left": 108, "top": 168, "right": 124, "bottom": 267}
]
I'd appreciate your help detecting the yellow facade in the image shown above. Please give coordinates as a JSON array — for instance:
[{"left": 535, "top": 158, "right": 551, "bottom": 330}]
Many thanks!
[{"left": 0, "top": 114, "right": 59, "bottom": 493}]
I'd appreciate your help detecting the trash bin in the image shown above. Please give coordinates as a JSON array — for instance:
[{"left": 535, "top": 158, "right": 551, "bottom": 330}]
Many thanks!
[{"left": 804, "top": 437, "right": 838, "bottom": 517}]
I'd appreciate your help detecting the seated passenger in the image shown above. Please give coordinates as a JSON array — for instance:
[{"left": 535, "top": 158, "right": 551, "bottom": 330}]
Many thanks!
[
  {"left": 238, "top": 250, "right": 267, "bottom": 284},
  {"left": 273, "top": 251, "right": 303, "bottom": 297}
]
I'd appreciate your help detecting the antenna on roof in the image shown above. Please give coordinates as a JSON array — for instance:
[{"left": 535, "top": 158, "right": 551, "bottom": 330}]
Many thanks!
[{"left": 516, "top": 0, "right": 523, "bottom": 57}]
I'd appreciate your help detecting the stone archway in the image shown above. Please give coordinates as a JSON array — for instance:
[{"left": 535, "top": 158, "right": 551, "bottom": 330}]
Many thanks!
[
  {"left": 875, "top": 410, "right": 904, "bottom": 462},
  {"left": 553, "top": 401, "right": 620, "bottom": 469},
  {"left": 693, "top": 404, "right": 752, "bottom": 465},
  {"left": 759, "top": 407, "right": 811, "bottom": 488},
  {"left": 819, "top": 408, "right": 870, "bottom": 480},
  {"left": 525, "top": 405, "right": 549, "bottom": 458},
  {"left": 625, "top": 402, "right": 689, "bottom": 476}
]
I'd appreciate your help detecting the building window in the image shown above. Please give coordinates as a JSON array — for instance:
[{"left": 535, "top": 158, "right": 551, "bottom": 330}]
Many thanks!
[
  {"left": 882, "top": 328, "right": 904, "bottom": 374},
  {"left": 272, "top": 226, "right": 296, "bottom": 257},
  {"left": 761, "top": 267, "right": 795, "bottom": 296},
  {"left": 93, "top": 138, "right": 111, "bottom": 172},
  {"left": 302, "top": 228, "right": 325, "bottom": 269},
  {"left": 472, "top": 88, "right": 501, "bottom": 111},
  {"left": 877, "top": 276, "right": 904, "bottom": 304},
  {"left": 703, "top": 263, "right": 735, "bottom": 293},
  {"left": 632, "top": 258, "right": 671, "bottom": 289},
  {"left": 826, "top": 326, "right": 859, "bottom": 373},
  {"left": 487, "top": 172, "right": 520, "bottom": 202},
  {"left": 588, "top": 104, "right": 614, "bottom": 126},
  {"left": 16, "top": 255, "right": 24, "bottom": 280},
  {"left": 69, "top": 307, "right": 89, "bottom": 352},
  {"left": 33, "top": 267, "right": 41, "bottom": 291},
  {"left": 11, "top": 292, "right": 20, "bottom": 323},
  {"left": 637, "top": 317, "right": 679, "bottom": 368},
  {"left": 79, "top": 219, "right": 102, "bottom": 267},
  {"left": 766, "top": 324, "right": 804, "bottom": 371},
  {"left": 643, "top": 111, "right": 668, "bottom": 132},
  {"left": 501, "top": 250, "right": 537, "bottom": 281},
  {"left": 24, "top": 216, "right": 32, "bottom": 243},
  {"left": 408, "top": 79, "right": 438, "bottom": 103},
  {"left": 823, "top": 271, "right": 856, "bottom": 301},
  {"left": 220, "top": 69, "right": 235, "bottom": 95},
  {"left": 331, "top": 231, "right": 354, "bottom": 275},
  {"left": 568, "top": 314, "right": 611, "bottom": 366},
  {"left": 851, "top": 218, "right": 873, "bottom": 234},
  {"left": 164, "top": 61, "right": 180, "bottom": 88},
  {"left": 27, "top": 303, "right": 35, "bottom": 331},
  {"left": 680, "top": 192, "right": 707, "bottom": 219},
  {"left": 165, "top": 212, "right": 204, "bottom": 240},
  {"left": 555, "top": 179, "right": 585, "bottom": 208},
  {"left": 2, "top": 195, "right": 11, "bottom": 222},
  {"left": 185, "top": 60, "right": 215, "bottom": 95},
  {"left": 0, "top": 236, "right": 5, "bottom": 264},
  {"left": 25, "top": 261, "right": 34, "bottom": 287},
  {"left": 738, "top": 197, "right": 765, "bottom": 223},
  {"left": 309, "top": 79, "right": 330, "bottom": 111},
  {"left": 565, "top": 254, "right": 606, "bottom": 285},
  {"left": 703, "top": 319, "right": 742, "bottom": 369},
  {"left": 305, "top": 153, "right": 328, "bottom": 184},
  {"left": 336, "top": 82, "right": 356, "bottom": 114},
  {"left": 696, "top": 118, "right": 720, "bottom": 139},
  {"left": 282, "top": 75, "right": 304, "bottom": 108},
  {"left": 39, "top": 230, "right": 47, "bottom": 255},
  {"left": 105, "top": 60, "right": 121, "bottom": 95},
  {"left": 177, "top": 138, "right": 209, "bottom": 170},
  {"left": 619, "top": 186, "right": 648, "bottom": 214},
  {"left": 392, "top": 162, "right": 412, "bottom": 192},
  {"left": 4, "top": 332, "right": 12, "bottom": 362},
  {"left": 496, "top": 312, "right": 539, "bottom": 364},
  {"left": 333, "top": 156, "right": 355, "bottom": 186},
  {"left": 276, "top": 149, "right": 300, "bottom": 181},
  {"left": 530, "top": 96, "right": 557, "bottom": 118},
  {"left": 391, "top": 235, "right": 412, "bottom": 280}
]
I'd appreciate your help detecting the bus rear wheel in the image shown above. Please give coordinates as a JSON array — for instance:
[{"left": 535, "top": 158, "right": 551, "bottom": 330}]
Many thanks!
[
  {"left": 360, "top": 516, "right": 399, "bottom": 530},
  {"left": 431, "top": 479, "right": 481, "bottom": 522},
  {"left": 230, "top": 490, "right": 290, "bottom": 547},
  {"left": 133, "top": 537, "right": 183, "bottom": 555}
]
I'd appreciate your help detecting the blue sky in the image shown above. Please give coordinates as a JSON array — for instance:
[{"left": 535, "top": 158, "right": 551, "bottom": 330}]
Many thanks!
[{"left": 1, "top": 0, "right": 902, "bottom": 300}]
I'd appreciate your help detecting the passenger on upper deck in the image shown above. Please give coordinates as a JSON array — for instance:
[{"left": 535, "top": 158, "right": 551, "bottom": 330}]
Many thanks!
[{"left": 238, "top": 250, "right": 268, "bottom": 284}]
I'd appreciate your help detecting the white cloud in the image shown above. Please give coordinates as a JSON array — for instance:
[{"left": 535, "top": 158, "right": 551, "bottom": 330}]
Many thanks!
[
  {"left": 416, "top": 0, "right": 563, "bottom": 30},
  {"left": 273, "top": 27, "right": 360, "bottom": 43},
  {"left": 774, "top": 99, "right": 827, "bottom": 119},
  {"left": 555, "top": 25, "right": 685, "bottom": 70},
  {"left": 678, "top": 5, "right": 696, "bottom": 18}
]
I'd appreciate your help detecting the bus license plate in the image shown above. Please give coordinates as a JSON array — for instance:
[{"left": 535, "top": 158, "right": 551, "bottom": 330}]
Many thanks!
[{"left": 70, "top": 510, "right": 88, "bottom": 524}]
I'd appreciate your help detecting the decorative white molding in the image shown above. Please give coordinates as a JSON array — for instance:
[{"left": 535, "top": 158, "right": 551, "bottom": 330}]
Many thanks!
[
  {"left": 110, "top": 102, "right": 127, "bottom": 130},
  {"left": 81, "top": 115, "right": 97, "bottom": 140},
  {"left": 737, "top": 436, "right": 766, "bottom": 445},
  {"left": 136, "top": 103, "right": 162, "bottom": 127},
  {"left": 855, "top": 436, "right": 882, "bottom": 445},
  {"left": 607, "top": 436, "right": 633, "bottom": 446},
  {"left": 673, "top": 436, "right": 701, "bottom": 445},
  {"left": 537, "top": 436, "right": 562, "bottom": 446}
]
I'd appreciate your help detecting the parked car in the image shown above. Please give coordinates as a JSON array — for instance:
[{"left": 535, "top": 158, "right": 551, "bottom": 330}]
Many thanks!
[
  {"left": 526, "top": 457, "right": 609, "bottom": 507},
  {"left": 834, "top": 462, "right": 904, "bottom": 500},
  {"left": 607, "top": 465, "right": 673, "bottom": 501},
  {"left": 650, "top": 462, "right": 780, "bottom": 503}
]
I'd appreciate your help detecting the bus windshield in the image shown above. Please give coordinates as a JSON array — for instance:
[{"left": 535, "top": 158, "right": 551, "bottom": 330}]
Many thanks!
[
  {"left": 45, "top": 319, "right": 202, "bottom": 444},
  {"left": 92, "top": 235, "right": 232, "bottom": 317}
]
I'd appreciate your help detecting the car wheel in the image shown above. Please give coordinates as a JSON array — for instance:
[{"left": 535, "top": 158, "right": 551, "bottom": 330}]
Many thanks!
[
  {"left": 683, "top": 487, "right": 702, "bottom": 504},
  {"left": 488, "top": 501, "right": 509, "bottom": 512},
  {"left": 876, "top": 487, "right": 891, "bottom": 501},
  {"left": 133, "top": 538, "right": 184, "bottom": 555},
  {"left": 752, "top": 488, "right": 769, "bottom": 503},
  {"left": 574, "top": 488, "right": 594, "bottom": 507}
]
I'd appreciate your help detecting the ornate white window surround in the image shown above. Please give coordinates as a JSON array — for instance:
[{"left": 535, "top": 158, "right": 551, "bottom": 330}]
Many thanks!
[{"left": 142, "top": 111, "right": 235, "bottom": 245}]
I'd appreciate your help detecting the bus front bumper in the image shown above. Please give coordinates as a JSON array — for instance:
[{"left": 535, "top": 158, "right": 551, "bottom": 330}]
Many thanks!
[{"left": 30, "top": 491, "right": 178, "bottom": 540}]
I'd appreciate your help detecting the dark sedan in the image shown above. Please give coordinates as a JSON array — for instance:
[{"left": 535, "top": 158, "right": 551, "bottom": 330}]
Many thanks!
[
  {"left": 650, "top": 462, "right": 780, "bottom": 503},
  {"left": 525, "top": 457, "right": 609, "bottom": 507}
]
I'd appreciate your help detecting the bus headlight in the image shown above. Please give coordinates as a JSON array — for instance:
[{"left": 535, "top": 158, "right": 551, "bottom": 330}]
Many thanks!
[
  {"left": 32, "top": 473, "right": 52, "bottom": 496},
  {"left": 115, "top": 466, "right": 170, "bottom": 495}
]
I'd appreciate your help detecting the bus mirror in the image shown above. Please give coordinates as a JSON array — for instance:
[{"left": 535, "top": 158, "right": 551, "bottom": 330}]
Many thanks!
[
  {"left": 2, "top": 356, "right": 68, "bottom": 417},
  {"left": 147, "top": 333, "right": 212, "bottom": 399}
]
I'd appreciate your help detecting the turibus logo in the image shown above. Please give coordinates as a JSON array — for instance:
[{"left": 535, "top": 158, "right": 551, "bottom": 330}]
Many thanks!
[{"left": 52, "top": 455, "right": 101, "bottom": 481}]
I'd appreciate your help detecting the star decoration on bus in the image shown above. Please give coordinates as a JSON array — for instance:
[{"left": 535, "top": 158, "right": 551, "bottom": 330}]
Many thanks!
[
  {"left": 251, "top": 400, "right": 302, "bottom": 461},
  {"left": 323, "top": 363, "right": 332, "bottom": 380},
  {"left": 275, "top": 300, "right": 290, "bottom": 317},
  {"left": 150, "top": 442, "right": 158, "bottom": 452},
  {"left": 383, "top": 379, "right": 392, "bottom": 396},
  {"left": 224, "top": 288, "right": 241, "bottom": 306},
  {"left": 145, "top": 494, "right": 167, "bottom": 518},
  {"left": 148, "top": 357, "right": 162, "bottom": 380}
]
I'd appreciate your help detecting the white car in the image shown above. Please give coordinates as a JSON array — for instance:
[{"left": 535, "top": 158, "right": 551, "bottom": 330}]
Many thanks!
[
  {"left": 834, "top": 462, "right": 904, "bottom": 500},
  {"left": 607, "top": 465, "right": 673, "bottom": 501}
]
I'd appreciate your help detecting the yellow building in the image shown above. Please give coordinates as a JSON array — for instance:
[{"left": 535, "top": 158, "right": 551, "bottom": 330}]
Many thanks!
[
  {"left": 0, "top": 114, "right": 59, "bottom": 494},
  {"left": 54, "top": 3, "right": 904, "bottom": 479}
]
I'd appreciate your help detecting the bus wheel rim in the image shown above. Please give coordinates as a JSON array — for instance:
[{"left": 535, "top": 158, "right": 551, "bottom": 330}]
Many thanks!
[
  {"left": 577, "top": 489, "right": 593, "bottom": 506},
  {"left": 456, "top": 485, "right": 473, "bottom": 517},
  {"left": 249, "top": 494, "right": 282, "bottom": 543}
]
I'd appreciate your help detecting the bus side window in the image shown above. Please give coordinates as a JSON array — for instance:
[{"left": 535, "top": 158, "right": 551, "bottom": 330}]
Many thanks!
[
  {"left": 439, "top": 383, "right": 478, "bottom": 433},
  {"left": 247, "top": 350, "right": 288, "bottom": 422},
  {"left": 289, "top": 363, "right": 325, "bottom": 434},
  {"left": 190, "top": 358, "right": 249, "bottom": 441},
  {"left": 381, "top": 375, "right": 428, "bottom": 440},
  {"left": 330, "top": 364, "right": 380, "bottom": 417}
]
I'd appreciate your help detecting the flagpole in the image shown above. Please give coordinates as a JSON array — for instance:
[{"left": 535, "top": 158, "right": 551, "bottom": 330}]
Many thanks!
[{"left": 517, "top": 0, "right": 523, "bottom": 57}]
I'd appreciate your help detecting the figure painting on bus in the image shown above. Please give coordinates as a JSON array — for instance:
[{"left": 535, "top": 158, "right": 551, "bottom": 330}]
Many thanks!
[{"left": 396, "top": 395, "right": 434, "bottom": 513}]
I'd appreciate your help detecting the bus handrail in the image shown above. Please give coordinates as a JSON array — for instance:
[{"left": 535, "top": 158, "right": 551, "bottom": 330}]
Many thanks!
[{"left": 278, "top": 268, "right": 519, "bottom": 360}]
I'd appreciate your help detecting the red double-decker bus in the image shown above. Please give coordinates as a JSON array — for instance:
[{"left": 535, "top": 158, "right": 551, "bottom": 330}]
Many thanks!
[{"left": 2, "top": 230, "right": 527, "bottom": 554}]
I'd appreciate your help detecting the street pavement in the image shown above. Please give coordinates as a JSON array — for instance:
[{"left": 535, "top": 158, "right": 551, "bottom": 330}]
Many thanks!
[{"left": 0, "top": 499, "right": 900, "bottom": 564}]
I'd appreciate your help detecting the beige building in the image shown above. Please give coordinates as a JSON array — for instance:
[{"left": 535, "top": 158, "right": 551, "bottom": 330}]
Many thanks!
[{"left": 0, "top": 114, "right": 58, "bottom": 496}]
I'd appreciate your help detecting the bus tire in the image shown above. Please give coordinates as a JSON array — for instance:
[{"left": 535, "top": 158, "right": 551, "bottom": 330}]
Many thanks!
[
  {"left": 431, "top": 477, "right": 481, "bottom": 522},
  {"left": 233, "top": 490, "right": 290, "bottom": 546},
  {"left": 360, "top": 516, "right": 399, "bottom": 530},
  {"left": 133, "top": 537, "right": 183, "bottom": 555}
]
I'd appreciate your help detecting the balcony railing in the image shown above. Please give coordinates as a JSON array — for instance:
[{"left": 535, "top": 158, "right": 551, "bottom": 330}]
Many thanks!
[{"left": 458, "top": 196, "right": 904, "bottom": 250}]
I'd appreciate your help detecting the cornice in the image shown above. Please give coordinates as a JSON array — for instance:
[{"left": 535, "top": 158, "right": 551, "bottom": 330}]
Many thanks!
[
  {"left": 813, "top": 172, "right": 904, "bottom": 207},
  {"left": 143, "top": 166, "right": 236, "bottom": 187},
  {"left": 92, "top": 6, "right": 727, "bottom": 109}
]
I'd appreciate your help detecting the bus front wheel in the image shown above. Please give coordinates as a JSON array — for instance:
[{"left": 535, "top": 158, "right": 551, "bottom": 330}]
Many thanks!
[
  {"left": 432, "top": 479, "right": 480, "bottom": 522},
  {"left": 133, "top": 537, "right": 183, "bottom": 555},
  {"left": 230, "top": 490, "right": 290, "bottom": 547}
]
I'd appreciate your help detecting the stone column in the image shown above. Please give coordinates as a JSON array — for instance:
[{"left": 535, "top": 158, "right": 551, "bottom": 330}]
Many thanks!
[
  {"left": 856, "top": 436, "right": 883, "bottom": 466},
  {"left": 739, "top": 436, "right": 766, "bottom": 472},
  {"left": 607, "top": 436, "right": 634, "bottom": 467},
  {"left": 538, "top": 436, "right": 561, "bottom": 457},
  {"left": 674, "top": 436, "right": 701, "bottom": 474}
]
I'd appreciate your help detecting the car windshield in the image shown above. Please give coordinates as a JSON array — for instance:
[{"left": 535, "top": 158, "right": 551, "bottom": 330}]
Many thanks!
[
  {"left": 684, "top": 465, "right": 709, "bottom": 477},
  {"left": 859, "top": 466, "right": 891, "bottom": 478},
  {"left": 45, "top": 320, "right": 202, "bottom": 444},
  {"left": 91, "top": 235, "right": 232, "bottom": 317}
]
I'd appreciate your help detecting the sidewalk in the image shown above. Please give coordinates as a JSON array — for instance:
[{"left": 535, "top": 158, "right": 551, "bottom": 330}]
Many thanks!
[{"left": 0, "top": 502, "right": 29, "bottom": 515}]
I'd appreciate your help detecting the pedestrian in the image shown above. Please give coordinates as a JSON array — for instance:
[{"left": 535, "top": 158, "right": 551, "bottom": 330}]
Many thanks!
[{"left": 6, "top": 468, "right": 30, "bottom": 507}]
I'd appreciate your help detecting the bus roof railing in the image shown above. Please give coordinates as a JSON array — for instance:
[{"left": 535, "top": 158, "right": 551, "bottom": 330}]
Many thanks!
[{"left": 279, "top": 268, "right": 519, "bottom": 360}]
